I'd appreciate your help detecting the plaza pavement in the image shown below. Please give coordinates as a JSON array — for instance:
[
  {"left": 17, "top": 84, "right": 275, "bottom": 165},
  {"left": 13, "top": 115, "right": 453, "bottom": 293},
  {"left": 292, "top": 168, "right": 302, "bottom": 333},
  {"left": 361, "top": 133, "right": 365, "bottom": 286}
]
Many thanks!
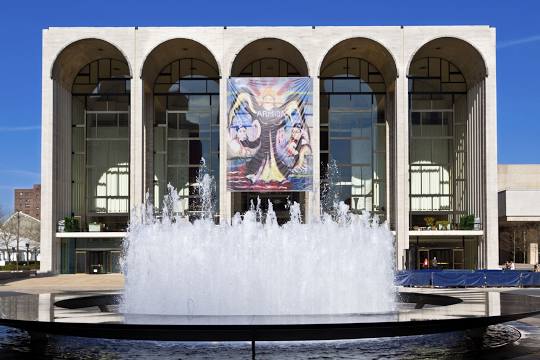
[
  {"left": 0, "top": 273, "right": 124, "bottom": 294},
  {"left": 1, "top": 275, "right": 540, "bottom": 358}
]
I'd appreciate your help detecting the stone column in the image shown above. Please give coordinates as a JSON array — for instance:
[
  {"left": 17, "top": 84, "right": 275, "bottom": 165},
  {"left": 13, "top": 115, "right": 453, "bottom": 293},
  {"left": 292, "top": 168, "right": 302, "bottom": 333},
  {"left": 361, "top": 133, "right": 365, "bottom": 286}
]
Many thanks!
[
  {"left": 394, "top": 62, "right": 409, "bottom": 270},
  {"left": 40, "top": 44, "right": 55, "bottom": 273},
  {"left": 130, "top": 43, "right": 145, "bottom": 211},
  {"left": 484, "top": 28, "right": 499, "bottom": 269},
  {"left": 529, "top": 243, "right": 538, "bottom": 265},
  {"left": 219, "top": 68, "right": 231, "bottom": 223}
]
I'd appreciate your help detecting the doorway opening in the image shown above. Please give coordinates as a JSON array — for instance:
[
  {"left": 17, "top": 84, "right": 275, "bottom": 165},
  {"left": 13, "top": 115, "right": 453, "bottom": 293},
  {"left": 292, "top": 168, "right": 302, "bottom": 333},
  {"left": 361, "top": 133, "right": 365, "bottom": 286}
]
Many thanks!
[{"left": 232, "top": 192, "right": 305, "bottom": 225}]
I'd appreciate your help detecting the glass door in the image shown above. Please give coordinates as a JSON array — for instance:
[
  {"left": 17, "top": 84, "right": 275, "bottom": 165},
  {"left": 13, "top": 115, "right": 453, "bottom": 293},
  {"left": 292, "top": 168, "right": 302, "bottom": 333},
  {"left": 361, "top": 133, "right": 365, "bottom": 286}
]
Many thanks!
[
  {"left": 76, "top": 251, "right": 87, "bottom": 273},
  {"left": 453, "top": 249, "right": 464, "bottom": 269},
  {"left": 418, "top": 249, "right": 430, "bottom": 269}
]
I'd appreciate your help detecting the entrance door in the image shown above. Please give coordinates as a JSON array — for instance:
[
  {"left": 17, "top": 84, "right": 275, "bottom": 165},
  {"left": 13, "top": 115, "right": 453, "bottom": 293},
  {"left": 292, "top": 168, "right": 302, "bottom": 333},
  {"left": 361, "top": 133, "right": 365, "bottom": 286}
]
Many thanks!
[
  {"left": 418, "top": 250, "right": 429, "bottom": 269},
  {"left": 110, "top": 251, "right": 121, "bottom": 273},
  {"left": 76, "top": 251, "right": 86, "bottom": 273},
  {"left": 87, "top": 251, "right": 110, "bottom": 273},
  {"left": 234, "top": 192, "right": 303, "bottom": 225},
  {"left": 453, "top": 249, "right": 464, "bottom": 269},
  {"left": 429, "top": 249, "right": 453, "bottom": 269}
]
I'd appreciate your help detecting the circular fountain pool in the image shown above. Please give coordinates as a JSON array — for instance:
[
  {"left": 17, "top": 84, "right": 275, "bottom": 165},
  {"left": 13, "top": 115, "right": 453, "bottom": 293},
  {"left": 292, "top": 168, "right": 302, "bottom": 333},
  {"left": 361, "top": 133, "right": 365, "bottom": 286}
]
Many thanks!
[{"left": 0, "top": 290, "right": 538, "bottom": 342}]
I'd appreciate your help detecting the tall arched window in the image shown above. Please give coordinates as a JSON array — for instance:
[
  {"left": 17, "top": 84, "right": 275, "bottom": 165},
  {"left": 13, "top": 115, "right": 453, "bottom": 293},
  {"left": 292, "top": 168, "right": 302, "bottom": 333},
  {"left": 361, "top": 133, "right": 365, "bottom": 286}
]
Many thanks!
[
  {"left": 71, "top": 58, "right": 131, "bottom": 231},
  {"left": 408, "top": 57, "right": 467, "bottom": 228},
  {"left": 152, "top": 58, "right": 220, "bottom": 218},
  {"left": 320, "top": 57, "right": 387, "bottom": 217}
]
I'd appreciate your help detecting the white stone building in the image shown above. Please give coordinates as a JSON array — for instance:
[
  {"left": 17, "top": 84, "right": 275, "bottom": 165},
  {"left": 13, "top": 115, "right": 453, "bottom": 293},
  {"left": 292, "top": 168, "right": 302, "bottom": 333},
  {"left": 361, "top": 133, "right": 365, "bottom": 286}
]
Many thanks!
[
  {"left": 498, "top": 164, "right": 540, "bottom": 268},
  {"left": 41, "top": 26, "right": 498, "bottom": 273}
]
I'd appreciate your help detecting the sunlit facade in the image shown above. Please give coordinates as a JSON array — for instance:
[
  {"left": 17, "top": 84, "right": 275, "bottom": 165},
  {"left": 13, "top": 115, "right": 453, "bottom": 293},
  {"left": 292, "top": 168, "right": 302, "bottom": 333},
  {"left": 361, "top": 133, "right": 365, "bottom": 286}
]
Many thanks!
[{"left": 41, "top": 26, "right": 498, "bottom": 273}]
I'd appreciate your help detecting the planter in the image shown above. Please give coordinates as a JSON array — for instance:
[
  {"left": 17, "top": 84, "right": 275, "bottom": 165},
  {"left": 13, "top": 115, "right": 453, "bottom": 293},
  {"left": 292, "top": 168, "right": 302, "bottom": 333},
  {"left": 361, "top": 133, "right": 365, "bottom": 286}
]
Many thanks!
[{"left": 88, "top": 223, "right": 102, "bottom": 232}]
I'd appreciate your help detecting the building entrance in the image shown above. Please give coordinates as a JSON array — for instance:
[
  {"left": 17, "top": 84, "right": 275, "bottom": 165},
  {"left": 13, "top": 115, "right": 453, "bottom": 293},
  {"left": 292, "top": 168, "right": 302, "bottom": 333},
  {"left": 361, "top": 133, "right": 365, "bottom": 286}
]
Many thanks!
[
  {"left": 74, "top": 250, "right": 121, "bottom": 274},
  {"left": 416, "top": 248, "right": 464, "bottom": 270},
  {"left": 232, "top": 192, "right": 305, "bottom": 225}
]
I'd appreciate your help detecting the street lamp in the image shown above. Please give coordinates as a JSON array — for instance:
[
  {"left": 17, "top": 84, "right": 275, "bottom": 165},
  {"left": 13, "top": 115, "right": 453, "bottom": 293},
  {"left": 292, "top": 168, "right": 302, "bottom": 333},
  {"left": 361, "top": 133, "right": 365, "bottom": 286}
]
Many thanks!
[
  {"left": 11, "top": 247, "right": 15, "bottom": 265},
  {"left": 25, "top": 243, "right": 29, "bottom": 266},
  {"left": 15, "top": 211, "right": 20, "bottom": 271}
]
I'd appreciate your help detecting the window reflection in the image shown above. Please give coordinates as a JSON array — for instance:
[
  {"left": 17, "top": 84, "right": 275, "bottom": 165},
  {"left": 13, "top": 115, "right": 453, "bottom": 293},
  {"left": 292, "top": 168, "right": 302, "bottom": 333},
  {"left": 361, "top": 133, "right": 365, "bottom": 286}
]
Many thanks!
[
  {"left": 320, "top": 58, "right": 386, "bottom": 217},
  {"left": 153, "top": 59, "right": 220, "bottom": 218},
  {"left": 409, "top": 57, "right": 467, "bottom": 228},
  {"left": 71, "top": 58, "right": 131, "bottom": 231}
]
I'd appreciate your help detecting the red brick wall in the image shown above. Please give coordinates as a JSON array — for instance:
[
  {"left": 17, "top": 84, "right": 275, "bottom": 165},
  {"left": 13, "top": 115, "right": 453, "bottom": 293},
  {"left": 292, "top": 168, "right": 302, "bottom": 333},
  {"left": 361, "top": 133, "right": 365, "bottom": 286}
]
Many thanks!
[{"left": 14, "top": 184, "right": 41, "bottom": 219}]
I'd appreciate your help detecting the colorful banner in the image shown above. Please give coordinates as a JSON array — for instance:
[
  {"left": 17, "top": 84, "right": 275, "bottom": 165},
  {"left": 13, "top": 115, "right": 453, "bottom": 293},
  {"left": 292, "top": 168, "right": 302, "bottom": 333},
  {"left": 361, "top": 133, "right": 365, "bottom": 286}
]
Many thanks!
[{"left": 227, "top": 77, "right": 313, "bottom": 191}]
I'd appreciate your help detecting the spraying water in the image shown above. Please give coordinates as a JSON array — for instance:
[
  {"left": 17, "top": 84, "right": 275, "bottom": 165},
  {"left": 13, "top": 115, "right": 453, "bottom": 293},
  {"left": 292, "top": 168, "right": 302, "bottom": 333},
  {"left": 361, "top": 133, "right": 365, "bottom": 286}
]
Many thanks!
[{"left": 122, "top": 165, "right": 396, "bottom": 316}]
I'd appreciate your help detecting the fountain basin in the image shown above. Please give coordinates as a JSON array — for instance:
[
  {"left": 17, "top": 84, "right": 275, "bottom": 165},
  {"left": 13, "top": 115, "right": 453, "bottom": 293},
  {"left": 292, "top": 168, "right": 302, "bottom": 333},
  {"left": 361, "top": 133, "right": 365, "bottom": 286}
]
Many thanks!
[{"left": 0, "top": 291, "right": 539, "bottom": 341}]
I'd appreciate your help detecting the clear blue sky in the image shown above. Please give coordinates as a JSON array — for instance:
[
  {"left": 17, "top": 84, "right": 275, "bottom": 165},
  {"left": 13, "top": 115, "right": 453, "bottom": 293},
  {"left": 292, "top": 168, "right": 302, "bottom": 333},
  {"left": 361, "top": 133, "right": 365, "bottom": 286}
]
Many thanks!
[{"left": 0, "top": 0, "right": 538, "bottom": 212}]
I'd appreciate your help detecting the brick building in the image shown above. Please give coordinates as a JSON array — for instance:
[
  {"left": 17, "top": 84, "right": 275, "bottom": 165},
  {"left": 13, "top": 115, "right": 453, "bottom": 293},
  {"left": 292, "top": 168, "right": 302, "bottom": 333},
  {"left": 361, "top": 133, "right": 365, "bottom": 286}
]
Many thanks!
[{"left": 14, "top": 184, "right": 41, "bottom": 219}]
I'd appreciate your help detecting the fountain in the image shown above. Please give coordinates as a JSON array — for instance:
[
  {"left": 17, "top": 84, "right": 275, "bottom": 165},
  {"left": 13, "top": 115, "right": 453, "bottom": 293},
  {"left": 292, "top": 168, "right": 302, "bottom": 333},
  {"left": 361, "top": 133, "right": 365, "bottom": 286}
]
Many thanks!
[
  {"left": 121, "top": 182, "right": 396, "bottom": 316},
  {"left": 1, "top": 165, "right": 540, "bottom": 358}
]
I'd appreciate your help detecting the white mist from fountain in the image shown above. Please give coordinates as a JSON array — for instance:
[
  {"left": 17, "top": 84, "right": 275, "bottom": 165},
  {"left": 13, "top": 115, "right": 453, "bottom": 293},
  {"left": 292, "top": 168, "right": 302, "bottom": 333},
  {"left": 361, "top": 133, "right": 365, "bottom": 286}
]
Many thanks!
[{"left": 122, "top": 163, "right": 396, "bottom": 316}]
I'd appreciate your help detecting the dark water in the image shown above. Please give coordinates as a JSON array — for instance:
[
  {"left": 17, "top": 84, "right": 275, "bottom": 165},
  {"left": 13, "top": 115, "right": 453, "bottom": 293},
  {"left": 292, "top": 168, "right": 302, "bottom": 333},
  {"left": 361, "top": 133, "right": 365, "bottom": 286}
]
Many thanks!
[{"left": 0, "top": 324, "right": 524, "bottom": 360}]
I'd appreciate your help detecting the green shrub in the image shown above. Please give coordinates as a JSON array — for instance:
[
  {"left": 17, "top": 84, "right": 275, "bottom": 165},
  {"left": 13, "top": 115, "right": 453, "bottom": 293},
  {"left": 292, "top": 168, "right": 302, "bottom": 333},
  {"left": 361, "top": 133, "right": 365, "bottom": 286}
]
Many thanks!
[
  {"left": 459, "top": 215, "right": 475, "bottom": 230},
  {"left": 64, "top": 216, "right": 80, "bottom": 232},
  {"left": 0, "top": 261, "right": 40, "bottom": 271}
]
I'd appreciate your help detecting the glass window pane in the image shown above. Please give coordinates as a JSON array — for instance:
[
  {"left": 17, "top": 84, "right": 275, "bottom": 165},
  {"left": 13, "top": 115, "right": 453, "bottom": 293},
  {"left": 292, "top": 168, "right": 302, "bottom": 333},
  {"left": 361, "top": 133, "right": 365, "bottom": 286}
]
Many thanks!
[
  {"left": 97, "top": 113, "right": 118, "bottom": 138},
  {"left": 333, "top": 79, "right": 360, "bottom": 93},
  {"left": 329, "top": 112, "right": 372, "bottom": 138},
  {"left": 207, "top": 80, "right": 219, "bottom": 93},
  {"left": 167, "top": 140, "right": 189, "bottom": 165},
  {"left": 330, "top": 139, "right": 371, "bottom": 165},
  {"left": 189, "top": 95, "right": 210, "bottom": 109},
  {"left": 180, "top": 80, "right": 206, "bottom": 93}
]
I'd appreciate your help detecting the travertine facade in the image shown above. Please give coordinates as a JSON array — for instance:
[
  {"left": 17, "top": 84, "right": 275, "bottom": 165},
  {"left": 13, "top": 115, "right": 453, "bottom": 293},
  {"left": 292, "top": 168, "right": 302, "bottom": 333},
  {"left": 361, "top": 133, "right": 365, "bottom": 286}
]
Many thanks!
[{"left": 41, "top": 26, "right": 498, "bottom": 273}]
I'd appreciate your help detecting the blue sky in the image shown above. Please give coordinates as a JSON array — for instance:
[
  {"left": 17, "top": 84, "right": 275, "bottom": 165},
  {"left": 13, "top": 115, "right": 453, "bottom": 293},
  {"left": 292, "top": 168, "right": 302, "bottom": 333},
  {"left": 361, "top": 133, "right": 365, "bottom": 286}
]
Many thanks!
[{"left": 0, "top": 0, "right": 539, "bottom": 212}]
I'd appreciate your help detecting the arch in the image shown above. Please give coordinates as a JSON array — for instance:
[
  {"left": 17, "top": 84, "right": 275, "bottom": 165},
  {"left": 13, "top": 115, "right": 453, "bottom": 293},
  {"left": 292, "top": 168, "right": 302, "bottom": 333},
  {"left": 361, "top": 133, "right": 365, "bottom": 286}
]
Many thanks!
[
  {"left": 407, "top": 37, "right": 488, "bottom": 87},
  {"left": 230, "top": 38, "right": 309, "bottom": 77},
  {"left": 319, "top": 37, "right": 398, "bottom": 85},
  {"left": 141, "top": 38, "right": 220, "bottom": 84},
  {"left": 143, "top": 39, "right": 221, "bottom": 217},
  {"left": 237, "top": 57, "right": 301, "bottom": 77},
  {"left": 51, "top": 38, "right": 132, "bottom": 87}
]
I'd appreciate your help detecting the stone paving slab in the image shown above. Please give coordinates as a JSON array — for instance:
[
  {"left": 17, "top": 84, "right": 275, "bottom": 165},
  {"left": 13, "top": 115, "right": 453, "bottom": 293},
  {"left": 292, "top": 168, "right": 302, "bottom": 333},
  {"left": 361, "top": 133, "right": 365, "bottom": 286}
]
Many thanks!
[{"left": 0, "top": 274, "right": 124, "bottom": 294}]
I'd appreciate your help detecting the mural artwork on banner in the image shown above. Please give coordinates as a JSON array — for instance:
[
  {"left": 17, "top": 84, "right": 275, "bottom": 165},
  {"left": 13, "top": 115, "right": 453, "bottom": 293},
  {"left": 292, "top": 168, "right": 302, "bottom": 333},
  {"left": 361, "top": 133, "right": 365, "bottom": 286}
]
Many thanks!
[{"left": 227, "top": 77, "right": 313, "bottom": 191}]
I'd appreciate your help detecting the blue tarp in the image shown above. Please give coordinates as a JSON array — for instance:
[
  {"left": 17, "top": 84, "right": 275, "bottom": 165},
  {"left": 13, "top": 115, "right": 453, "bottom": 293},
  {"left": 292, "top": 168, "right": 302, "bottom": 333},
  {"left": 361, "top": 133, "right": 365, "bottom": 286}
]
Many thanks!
[
  {"left": 411, "top": 271, "right": 433, "bottom": 286},
  {"left": 431, "top": 271, "right": 485, "bottom": 287},
  {"left": 521, "top": 272, "right": 540, "bottom": 287},
  {"left": 394, "top": 272, "right": 412, "bottom": 286},
  {"left": 396, "top": 270, "right": 540, "bottom": 288},
  {"left": 394, "top": 271, "right": 432, "bottom": 286},
  {"left": 484, "top": 271, "right": 522, "bottom": 287},
  {"left": 464, "top": 272, "right": 487, "bottom": 287}
]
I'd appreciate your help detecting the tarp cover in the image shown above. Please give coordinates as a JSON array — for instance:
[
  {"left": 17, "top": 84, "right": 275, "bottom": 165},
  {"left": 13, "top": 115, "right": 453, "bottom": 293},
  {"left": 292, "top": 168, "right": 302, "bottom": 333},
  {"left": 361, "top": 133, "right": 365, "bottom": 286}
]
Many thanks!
[{"left": 395, "top": 270, "right": 539, "bottom": 287}]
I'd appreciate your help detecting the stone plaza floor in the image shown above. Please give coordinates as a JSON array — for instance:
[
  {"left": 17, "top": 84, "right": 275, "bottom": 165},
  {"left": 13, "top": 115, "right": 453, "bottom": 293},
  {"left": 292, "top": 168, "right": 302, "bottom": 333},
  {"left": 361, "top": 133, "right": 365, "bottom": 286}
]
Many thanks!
[
  {"left": 0, "top": 273, "right": 124, "bottom": 294},
  {"left": 0, "top": 275, "right": 540, "bottom": 358}
]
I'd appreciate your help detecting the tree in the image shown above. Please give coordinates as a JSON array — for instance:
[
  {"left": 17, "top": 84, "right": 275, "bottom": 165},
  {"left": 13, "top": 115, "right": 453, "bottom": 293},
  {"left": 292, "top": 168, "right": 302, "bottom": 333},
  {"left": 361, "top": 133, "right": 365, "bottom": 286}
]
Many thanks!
[{"left": 0, "top": 208, "right": 17, "bottom": 263}]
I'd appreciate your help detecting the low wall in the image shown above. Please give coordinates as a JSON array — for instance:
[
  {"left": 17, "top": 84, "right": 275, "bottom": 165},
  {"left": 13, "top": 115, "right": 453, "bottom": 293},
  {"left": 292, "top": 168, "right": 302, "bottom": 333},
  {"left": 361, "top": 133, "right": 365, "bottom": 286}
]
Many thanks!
[
  {"left": 0, "top": 270, "right": 37, "bottom": 282},
  {"left": 396, "top": 270, "right": 540, "bottom": 287}
]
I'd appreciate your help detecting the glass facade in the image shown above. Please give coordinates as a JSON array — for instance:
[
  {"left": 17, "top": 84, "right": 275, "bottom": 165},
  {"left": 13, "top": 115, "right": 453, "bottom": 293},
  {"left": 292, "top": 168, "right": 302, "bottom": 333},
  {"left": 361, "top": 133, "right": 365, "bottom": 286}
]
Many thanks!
[
  {"left": 238, "top": 58, "right": 300, "bottom": 77},
  {"left": 320, "top": 57, "right": 387, "bottom": 217},
  {"left": 61, "top": 238, "right": 122, "bottom": 274},
  {"left": 152, "top": 59, "right": 220, "bottom": 219},
  {"left": 408, "top": 57, "right": 467, "bottom": 229},
  {"left": 409, "top": 236, "right": 478, "bottom": 270},
  {"left": 71, "top": 58, "right": 131, "bottom": 232}
]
